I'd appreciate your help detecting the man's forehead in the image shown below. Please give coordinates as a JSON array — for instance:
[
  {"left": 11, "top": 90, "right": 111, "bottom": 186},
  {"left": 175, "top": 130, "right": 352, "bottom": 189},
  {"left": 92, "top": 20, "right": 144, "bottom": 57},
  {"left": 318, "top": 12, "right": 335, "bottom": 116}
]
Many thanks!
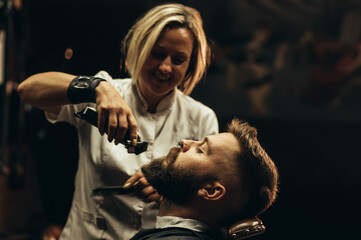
[{"left": 207, "top": 132, "right": 240, "bottom": 153}]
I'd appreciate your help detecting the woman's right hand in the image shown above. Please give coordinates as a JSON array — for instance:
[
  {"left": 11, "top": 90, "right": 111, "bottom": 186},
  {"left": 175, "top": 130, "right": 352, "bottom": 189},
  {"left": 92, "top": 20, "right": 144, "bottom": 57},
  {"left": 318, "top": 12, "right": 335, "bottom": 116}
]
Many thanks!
[
  {"left": 124, "top": 171, "right": 163, "bottom": 203},
  {"left": 94, "top": 81, "right": 138, "bottom": 145}
]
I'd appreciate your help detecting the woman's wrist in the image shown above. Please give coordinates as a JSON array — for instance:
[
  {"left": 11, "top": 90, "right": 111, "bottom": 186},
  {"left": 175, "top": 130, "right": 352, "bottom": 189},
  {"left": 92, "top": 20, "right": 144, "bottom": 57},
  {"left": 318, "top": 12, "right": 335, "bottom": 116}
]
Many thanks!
[{"left": 67, "top": 75, "right": 107, "bottom": 103}]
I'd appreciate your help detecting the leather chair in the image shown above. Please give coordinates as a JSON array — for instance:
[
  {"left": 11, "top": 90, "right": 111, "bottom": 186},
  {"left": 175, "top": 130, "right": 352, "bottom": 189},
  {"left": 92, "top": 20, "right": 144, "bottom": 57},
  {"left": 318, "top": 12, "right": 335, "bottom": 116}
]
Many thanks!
[{"left": 223, "top": 217, "right": 265, "bottom": 239}]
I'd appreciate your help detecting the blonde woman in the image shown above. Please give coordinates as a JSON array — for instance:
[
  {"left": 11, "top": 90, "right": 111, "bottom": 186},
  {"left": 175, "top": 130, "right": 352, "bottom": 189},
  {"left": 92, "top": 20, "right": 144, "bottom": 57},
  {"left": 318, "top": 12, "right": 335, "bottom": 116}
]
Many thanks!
[{"left": 18, "top": 3, "right": 218, "bottom": 240}]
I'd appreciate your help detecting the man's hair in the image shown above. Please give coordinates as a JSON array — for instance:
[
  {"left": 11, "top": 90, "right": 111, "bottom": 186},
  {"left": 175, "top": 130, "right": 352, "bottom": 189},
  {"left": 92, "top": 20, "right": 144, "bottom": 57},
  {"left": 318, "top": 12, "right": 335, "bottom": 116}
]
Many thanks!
[
  {"left": 121, "top": 3, "right": 211, "bottom": 95},
  {"left": 227, "top": 118, "right": 279, "bottom": 217}
]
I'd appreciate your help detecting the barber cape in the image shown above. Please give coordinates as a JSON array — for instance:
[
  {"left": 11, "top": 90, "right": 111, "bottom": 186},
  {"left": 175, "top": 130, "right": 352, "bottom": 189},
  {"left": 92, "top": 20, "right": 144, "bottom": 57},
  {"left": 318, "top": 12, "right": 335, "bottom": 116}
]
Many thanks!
[
  {"left": 130, "top": 227, "right": 225, "bottom": 240},
  {"left": 130, "top": 216, "right": 226, "bottom": 240}
]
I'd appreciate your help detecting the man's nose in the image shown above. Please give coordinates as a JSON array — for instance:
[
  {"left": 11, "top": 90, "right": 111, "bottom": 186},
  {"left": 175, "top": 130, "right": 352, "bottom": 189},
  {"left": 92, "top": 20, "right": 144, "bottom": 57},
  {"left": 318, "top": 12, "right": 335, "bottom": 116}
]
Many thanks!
[
  {"left": 180, "top": 140, "right": 198, "bottom": 152},
  {"left": 159, "top": 56, "right": 172, "bottom": 74}
]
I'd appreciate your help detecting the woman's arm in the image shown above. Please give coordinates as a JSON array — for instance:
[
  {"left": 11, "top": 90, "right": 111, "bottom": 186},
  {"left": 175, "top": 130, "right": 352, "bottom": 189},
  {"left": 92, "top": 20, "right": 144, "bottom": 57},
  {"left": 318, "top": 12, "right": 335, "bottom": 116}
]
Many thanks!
[
  {"left": 17, "top": 71, "right": 138, "bottom": 144},
  {"left": 17, "top": 71, "right": 74, "bottom": 113}
]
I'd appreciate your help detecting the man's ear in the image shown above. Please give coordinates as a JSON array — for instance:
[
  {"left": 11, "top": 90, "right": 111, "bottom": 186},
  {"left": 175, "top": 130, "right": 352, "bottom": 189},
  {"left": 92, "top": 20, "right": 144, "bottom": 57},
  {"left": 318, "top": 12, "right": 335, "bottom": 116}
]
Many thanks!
[{"left": 197, "top": 182, "right": 226, "bottom": 201}]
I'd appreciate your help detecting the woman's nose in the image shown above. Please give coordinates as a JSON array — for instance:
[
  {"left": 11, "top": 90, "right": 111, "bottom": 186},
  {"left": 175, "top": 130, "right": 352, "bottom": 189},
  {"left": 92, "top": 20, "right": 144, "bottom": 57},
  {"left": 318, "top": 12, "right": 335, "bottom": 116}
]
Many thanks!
[{"left": 159, "top": 57, "right": 172, "bottom": 74}]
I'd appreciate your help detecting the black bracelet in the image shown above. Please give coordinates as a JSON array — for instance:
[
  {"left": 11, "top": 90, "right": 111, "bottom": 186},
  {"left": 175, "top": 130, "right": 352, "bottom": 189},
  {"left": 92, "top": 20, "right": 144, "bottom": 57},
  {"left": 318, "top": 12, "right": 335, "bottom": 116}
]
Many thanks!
[{"left": 67, "top": 75, "right": 106, "bottom": 104}]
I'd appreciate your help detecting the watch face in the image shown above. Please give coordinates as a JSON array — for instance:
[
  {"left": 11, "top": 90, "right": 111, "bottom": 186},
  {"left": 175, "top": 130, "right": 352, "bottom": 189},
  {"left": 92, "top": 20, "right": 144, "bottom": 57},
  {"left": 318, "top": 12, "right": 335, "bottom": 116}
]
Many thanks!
[{"left": 74, "top": 76, "right": 90, "bottom": 88}]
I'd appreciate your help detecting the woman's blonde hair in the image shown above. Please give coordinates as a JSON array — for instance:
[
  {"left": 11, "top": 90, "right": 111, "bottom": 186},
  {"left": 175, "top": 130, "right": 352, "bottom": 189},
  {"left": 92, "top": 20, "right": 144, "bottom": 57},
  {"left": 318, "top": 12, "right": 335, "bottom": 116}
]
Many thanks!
[{"left": 121, "top": 3, "right": 211, "bottom": 95}]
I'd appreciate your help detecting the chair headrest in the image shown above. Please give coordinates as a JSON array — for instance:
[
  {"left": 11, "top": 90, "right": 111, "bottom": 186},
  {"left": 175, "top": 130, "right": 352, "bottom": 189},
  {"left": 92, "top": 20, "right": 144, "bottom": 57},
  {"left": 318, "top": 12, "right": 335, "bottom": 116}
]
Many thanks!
[{"left": 226, "top": 217, "right": 265, "bottom": 239}]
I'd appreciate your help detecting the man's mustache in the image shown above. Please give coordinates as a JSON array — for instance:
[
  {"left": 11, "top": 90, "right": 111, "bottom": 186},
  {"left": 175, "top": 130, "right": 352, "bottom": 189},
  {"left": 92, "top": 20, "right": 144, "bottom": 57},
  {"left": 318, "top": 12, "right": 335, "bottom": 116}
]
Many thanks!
[{"left": 164, "top": 147, "right": 181, "bottom": 165}]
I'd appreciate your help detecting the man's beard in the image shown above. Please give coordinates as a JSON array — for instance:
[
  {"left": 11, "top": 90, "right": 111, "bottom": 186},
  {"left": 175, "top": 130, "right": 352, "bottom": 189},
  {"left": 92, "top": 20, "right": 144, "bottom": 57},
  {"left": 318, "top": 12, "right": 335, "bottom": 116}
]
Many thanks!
[{"left": 141, "top": 147, "right": 215, "bottom": 204}]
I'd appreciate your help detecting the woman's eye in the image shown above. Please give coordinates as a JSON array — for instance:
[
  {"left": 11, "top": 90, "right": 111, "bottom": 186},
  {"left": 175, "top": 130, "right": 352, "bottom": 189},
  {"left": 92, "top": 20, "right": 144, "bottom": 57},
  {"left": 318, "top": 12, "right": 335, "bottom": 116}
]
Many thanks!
[
  {"left": 172, "top": 57, "right": 185, "bottom": 65},
  {"left": 196, "top": 148, "right": 204, "bottom": 154},
  {"left": 151, "top": 51, "right": 165, "bottom": 60}
]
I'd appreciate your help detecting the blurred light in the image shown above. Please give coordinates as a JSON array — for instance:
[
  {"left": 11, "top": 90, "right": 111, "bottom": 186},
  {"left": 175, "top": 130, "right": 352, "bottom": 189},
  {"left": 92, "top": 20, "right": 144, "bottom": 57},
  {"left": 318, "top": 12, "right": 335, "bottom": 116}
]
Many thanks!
[
  {"left": 14, "top": 0, "right": 23, "bottom": 10},
  {"left": 64, "top": 48, "right": 73, "bottom": 60}
]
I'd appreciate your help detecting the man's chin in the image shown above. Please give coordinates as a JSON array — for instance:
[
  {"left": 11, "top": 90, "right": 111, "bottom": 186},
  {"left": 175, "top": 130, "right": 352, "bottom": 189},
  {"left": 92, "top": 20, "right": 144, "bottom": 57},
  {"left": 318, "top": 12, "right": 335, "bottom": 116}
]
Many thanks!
[{"left": 141, "top": 158, "right": 165, "bottom": 181}]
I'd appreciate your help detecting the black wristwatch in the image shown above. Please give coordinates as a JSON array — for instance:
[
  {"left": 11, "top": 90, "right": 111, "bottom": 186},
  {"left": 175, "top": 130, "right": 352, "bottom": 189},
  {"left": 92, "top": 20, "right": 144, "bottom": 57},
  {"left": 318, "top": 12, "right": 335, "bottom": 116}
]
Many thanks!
[{"left": 67, "top": 75, "right": 106, "bottom": 103}]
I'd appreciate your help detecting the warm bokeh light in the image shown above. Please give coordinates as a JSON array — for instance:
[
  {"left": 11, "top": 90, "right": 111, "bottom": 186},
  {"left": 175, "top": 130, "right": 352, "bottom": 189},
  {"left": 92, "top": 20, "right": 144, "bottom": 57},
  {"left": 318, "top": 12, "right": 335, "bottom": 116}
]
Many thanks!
[{"left": 64, "top": 48, "right": 73, "bottom": 60}]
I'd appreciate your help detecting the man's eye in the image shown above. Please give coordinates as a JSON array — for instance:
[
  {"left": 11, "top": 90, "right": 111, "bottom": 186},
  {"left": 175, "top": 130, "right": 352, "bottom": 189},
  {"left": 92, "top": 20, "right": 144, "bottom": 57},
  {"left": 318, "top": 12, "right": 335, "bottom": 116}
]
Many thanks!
[{"left": 196, "top": 148, "right": 204, "bottom": 154}]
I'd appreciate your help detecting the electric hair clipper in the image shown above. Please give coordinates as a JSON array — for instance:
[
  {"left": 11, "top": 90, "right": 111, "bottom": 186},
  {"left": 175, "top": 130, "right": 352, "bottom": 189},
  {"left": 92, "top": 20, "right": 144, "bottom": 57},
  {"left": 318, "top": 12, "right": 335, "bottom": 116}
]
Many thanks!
[{"left": 74, "top": 107, "right": 148, "bottom": 155}]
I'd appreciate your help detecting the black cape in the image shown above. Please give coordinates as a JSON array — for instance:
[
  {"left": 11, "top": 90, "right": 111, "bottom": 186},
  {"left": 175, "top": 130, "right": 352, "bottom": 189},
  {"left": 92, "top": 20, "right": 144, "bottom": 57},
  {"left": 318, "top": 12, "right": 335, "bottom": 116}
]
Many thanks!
[{"left": 130, "top": 227, "right": 226, "bottom": 240}]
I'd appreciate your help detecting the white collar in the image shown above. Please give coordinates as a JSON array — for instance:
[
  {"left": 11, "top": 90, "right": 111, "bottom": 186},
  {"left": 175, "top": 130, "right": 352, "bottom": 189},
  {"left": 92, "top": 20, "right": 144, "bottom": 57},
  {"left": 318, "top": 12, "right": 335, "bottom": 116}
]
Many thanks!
[
  {"left": 156, "top": 216, "right": 211, "bottom": 233},
  {"left": 133, "top": 80, "right": 177, "bottom": 113}
]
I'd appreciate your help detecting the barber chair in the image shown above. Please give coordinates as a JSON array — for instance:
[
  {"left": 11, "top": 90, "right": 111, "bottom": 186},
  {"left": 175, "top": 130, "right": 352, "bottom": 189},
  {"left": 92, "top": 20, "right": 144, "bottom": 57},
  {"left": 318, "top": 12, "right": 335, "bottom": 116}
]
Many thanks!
[{"left": 224, "top": 217, "right": 265, "bottom": 239}]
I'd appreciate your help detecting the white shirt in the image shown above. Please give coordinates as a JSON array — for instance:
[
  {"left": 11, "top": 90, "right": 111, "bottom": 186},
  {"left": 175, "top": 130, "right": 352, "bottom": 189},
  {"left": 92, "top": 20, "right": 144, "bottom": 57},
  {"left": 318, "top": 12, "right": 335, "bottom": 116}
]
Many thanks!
[
  {"left": 46, "top": 71, "right": 218, "bottom": 240},
  {"left": 156, "top": 216, "right": 211, "bottom": 233}
]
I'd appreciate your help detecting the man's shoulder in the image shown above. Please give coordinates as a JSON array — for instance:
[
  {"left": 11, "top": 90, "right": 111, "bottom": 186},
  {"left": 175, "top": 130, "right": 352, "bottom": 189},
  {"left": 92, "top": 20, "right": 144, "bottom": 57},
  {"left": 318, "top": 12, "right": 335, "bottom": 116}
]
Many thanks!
[{"left": 130, "top": 227, "right": 223, "bottom": 240}]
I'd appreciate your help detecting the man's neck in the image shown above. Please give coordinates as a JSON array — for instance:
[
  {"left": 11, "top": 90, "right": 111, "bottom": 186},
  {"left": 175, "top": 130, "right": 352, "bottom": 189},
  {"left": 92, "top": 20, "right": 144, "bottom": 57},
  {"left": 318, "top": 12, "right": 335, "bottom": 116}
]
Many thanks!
[
  {"left": 158, "top": 199, "right": 190, "bottom": 217},
  {"left": 158, "top": 199, "right": 218, "bottom": 227}
]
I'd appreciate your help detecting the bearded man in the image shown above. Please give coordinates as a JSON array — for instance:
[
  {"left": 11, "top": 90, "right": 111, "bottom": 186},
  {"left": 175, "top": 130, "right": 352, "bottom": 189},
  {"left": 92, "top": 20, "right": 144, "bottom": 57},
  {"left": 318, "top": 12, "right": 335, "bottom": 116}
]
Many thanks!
[{"left": 126, "top": 118, "right": 279, "bottom": 240}]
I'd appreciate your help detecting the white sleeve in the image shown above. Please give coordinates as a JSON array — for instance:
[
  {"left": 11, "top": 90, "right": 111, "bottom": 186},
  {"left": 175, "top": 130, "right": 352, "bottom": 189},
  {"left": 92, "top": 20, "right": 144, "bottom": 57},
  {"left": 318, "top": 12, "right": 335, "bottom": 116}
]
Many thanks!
[
  {"left": 45, "top": 70, "right": 118, "bottom": 127},
  {"left": 45, "top": 102, "right": 93, "bottom": 128}
]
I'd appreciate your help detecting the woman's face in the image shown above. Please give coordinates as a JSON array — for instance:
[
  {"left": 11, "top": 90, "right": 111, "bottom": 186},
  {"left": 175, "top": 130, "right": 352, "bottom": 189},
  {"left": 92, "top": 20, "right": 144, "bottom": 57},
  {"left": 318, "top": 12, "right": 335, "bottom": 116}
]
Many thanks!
[{"left": 139, "top": 27, "right": 194, "bottom": 105}]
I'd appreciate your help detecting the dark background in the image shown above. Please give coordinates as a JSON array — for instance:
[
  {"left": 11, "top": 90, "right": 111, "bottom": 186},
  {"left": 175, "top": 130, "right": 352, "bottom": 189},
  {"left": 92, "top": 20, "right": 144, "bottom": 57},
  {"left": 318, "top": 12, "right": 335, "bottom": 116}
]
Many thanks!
[{"left": 1, "top": 0, "right": 361, "bottom": 239}]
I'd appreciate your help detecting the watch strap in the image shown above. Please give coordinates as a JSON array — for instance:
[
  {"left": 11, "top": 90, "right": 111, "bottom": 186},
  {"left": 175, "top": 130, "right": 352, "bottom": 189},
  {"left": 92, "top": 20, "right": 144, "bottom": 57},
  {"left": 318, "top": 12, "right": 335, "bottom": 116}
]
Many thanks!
[{"left": 67, "top": 75, "right": 106, "bottom": 104}]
